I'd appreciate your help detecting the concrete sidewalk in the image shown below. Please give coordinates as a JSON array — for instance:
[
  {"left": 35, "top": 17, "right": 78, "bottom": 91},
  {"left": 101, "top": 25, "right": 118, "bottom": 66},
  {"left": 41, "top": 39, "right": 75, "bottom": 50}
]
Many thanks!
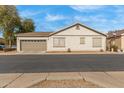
[
  {"left": 0, "top": 71, "right": 124, "bottom": 88},
  {"left": 0, "top": 50, "right": 124, "bottom": 55}
]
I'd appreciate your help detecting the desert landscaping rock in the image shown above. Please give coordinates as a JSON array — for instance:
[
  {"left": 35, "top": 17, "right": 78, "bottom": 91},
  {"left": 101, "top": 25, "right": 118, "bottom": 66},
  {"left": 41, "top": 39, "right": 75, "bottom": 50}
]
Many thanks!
[
  {"left": 31, "top": 80, "right": 101, "bottom": 88},
  {"left": 47, "top": 72, "right": 82, "bottom": 80}
]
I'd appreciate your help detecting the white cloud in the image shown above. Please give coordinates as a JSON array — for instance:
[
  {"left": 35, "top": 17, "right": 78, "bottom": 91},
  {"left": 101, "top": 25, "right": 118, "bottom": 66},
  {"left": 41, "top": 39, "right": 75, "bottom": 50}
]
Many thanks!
[
  {"left": 70, "top": 5, "right": 104, "bottom": 12},
  {"left": 45, "top": 14, "right": 67, "bottom": 21},
  {"left": 73, "top": 15, "right": 117, "bottom": 32},
  {"left": 19, "top": 10, "right": 42, "bottom": 18},
  {"left": 74, "top": 15, "right": 107, "bottom": 23}
]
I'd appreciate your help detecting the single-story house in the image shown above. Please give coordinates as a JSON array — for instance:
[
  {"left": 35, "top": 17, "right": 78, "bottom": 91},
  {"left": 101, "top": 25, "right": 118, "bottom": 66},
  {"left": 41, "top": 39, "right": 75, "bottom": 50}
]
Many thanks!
[
  {"left": 107, "top": 30, "right": 124, "bottom": 51},
  {"left": 16, "top": 23, "right": 106, "bottom": 53}
]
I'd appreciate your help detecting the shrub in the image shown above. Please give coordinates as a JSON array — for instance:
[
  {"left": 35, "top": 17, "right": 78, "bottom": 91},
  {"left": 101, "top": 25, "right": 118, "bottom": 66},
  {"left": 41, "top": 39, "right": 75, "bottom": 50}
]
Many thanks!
[
  {"left": 3, "top": 48, "right": 16, "bottom": 52},
  {"left": 67, "top": 48, "right": 71, "bottom": 52},
  {"left": 120, "top": 49, "right": 123, "bottom": 52},
  {"left": 100, "top": 49, "right": 104, "bottom": 52},
  {"left": 110, "top": 45, "right": 118, "bottom": 52}
]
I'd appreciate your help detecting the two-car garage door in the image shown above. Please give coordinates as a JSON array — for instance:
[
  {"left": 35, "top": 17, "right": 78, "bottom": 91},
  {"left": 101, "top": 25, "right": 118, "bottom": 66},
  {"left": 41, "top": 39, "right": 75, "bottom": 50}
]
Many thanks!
[{"left": 20, "top": 40, "right": 47, "bottom": 52}]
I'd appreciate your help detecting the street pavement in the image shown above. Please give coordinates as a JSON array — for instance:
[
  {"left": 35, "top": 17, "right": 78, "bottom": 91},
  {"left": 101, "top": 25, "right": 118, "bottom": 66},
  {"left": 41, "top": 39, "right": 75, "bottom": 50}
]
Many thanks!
[
  {"left": 0, "top": 54, "right": 124, "bottom": 73},
  {"left": 0, "top": 54, "right": 124, "bottom": 87}
]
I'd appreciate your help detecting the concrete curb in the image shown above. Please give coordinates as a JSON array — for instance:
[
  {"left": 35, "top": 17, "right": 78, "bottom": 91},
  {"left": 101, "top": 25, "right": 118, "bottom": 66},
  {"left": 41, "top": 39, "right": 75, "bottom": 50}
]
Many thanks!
[{"left": 16, "top": 52, "right": 124, "bottom": 55}]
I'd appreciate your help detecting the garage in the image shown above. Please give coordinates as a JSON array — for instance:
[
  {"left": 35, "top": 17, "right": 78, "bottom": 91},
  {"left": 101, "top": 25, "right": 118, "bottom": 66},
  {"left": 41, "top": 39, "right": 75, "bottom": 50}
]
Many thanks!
[{"left": 20, "top": 40, "right": 47, "bottom": 52}]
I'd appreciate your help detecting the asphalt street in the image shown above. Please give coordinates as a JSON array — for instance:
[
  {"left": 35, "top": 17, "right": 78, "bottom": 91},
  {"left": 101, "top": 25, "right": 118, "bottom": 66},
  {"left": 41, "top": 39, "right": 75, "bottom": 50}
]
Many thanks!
[{"left": 0, "top": 54, "right": 124, "bottom": 73}]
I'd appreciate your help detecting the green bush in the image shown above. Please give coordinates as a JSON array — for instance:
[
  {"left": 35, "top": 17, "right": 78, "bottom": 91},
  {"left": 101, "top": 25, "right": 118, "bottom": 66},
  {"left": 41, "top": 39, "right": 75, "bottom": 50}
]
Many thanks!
[
  {"left": 67, "top": 48, "right": 71, "bottom": 52},
  {"left": 100, "top": 49, "right": 104, "bottom": 52},
  {"left": 110, "top": 45, "right": 118, "bottom": 52},
  {"left": 3, "top": 48, "right": 16, "bottom": 52}
]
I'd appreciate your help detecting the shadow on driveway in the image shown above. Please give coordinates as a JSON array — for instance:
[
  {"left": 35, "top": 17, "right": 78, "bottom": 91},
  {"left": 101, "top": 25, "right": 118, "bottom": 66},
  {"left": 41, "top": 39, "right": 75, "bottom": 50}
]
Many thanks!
[{"left": 0, "top": 54, "right": 124, "bottom": 73}]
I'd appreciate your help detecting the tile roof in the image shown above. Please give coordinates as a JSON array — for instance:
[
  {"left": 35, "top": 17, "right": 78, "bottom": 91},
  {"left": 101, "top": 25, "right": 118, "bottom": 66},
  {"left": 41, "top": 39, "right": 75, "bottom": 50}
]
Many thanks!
[
  {"left": 16, "top": 32, "right": 53, "bottom": 37},
  {"left": 107, "top": 29, "right": 124, "bottom": 38}
]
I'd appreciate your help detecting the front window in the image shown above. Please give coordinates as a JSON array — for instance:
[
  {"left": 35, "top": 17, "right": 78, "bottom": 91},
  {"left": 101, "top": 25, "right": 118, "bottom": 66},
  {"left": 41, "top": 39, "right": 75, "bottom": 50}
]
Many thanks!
[
  {"left": 92, "top": 37, "right": 102, "bottom": 47},
  {"left": 80, "top": 37, "right": 85, "bottom": 44},
  {"left": 53, "top": 37, "right": 65, "bottom": 47}
]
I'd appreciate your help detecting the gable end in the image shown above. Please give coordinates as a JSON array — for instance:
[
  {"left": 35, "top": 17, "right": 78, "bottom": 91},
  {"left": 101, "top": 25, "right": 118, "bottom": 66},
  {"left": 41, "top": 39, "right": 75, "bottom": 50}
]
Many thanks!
[{"left": 49, "top": 23, "right": 107, "bottom": 37}]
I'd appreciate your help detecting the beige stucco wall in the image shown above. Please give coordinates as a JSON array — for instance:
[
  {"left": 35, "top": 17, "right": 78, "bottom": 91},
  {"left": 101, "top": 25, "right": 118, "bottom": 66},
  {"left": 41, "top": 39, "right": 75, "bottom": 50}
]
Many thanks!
[
  {"left": 55, "top": 26, "right": 103, "bottom": 36},
  {"left": 107, "top": 36, "right": 123, "bottom": 51},
  {"left": 115, "top": 37, "right": 121, "bottom": 50},
  {"left": 47, "top": 26, "right": 106, "bottom": 51},
  {"left": 121, "top": 35, "right": 124, "bottom": 51},
  {"left": 17, "top": 25, "right": 106, "bottom": 52}
]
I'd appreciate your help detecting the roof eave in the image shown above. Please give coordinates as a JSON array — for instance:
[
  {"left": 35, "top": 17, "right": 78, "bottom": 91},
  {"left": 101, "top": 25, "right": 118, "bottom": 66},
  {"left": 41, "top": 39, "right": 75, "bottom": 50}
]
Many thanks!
[{"left": 49, "top": 22, "right": 107, "bottom": 37}]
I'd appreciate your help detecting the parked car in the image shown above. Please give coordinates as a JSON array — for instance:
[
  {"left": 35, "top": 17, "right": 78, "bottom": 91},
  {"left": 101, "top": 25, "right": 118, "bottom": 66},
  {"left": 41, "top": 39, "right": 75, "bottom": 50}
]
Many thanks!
[
  {"left": 0, "top": 45, "right": 5, "bottom": 50},
  {"left": 3, "top": 45, "right": 16, "bottom": 52}
]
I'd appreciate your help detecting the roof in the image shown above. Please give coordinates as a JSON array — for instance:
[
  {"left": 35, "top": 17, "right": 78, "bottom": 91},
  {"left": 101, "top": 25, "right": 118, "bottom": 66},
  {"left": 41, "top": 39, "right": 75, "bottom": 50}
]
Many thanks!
[
  {"left": 50, "top": 23, "right": 107, "bottom": 37},
  {"left": 16, "top": 22, "right": 106, "bottom": 37},
  {"left": 16, "top": 32, "right": 53, "bottom": 37},
  {"left": 107, "top": 29, "right": 124, "bottom": 38}
]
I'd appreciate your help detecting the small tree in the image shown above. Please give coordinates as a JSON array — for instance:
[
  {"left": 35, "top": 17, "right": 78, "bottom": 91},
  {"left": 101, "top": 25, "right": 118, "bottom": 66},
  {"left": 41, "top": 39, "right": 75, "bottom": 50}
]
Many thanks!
[
  {"left": 21, "top": 19, "right": 35, "bottom": 33},
  {"left": 0, "top": 5, "right": 21, "bottom": 48},
  {"left": 0, "top": 6, "right": 35, "bottom": 48}
]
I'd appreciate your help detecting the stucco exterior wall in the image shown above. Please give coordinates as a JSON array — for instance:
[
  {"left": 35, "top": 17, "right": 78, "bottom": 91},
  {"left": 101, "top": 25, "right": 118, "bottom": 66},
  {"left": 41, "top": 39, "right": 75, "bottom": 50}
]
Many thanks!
[
  {"left": 115, "top": 37, "right": 121, "bottom": 50},
  {"left": 47, "top": 36, "right": 106, "bottom": 52},
  {"left": 17, "top": 25, "right": 106, "bottom": 52},
  {"left": 107, "top": 36, "right": 123, "bottom": 51},
  {"left": 121, "top": 35, "right": 124, "bottom": 51},
  {"left": 47, "top": 26, "right": 106, "bottom": 51},
  {"left": 55, "top": 26, "right": 103, "bottom": 36}
]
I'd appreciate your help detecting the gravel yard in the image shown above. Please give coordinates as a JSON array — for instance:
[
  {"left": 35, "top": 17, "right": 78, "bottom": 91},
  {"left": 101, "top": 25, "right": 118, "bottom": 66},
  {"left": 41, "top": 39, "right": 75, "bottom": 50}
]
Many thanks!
[{"left": 31, "top": 80, "right": 101, "bottom": 88}]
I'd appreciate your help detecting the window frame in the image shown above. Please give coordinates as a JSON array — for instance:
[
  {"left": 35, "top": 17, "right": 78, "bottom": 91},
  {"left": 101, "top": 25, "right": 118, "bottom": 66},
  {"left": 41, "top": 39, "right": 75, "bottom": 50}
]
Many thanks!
[
  {"left": 53, "top": 37, "right": 65, "bottom": 47},
  {"left": 80, "top": 37, "right": 85, "bottom": 44},
  {"left": 92, "top": 37, "right": 102, "bottom": 48}
]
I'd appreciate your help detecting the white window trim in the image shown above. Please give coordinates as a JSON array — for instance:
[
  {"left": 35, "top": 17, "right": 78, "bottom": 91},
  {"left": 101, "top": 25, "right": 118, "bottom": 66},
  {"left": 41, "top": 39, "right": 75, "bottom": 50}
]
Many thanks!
[
  {"left": 92, "top": 37, "right": 102, "bottom": 48},
  {"left": 80, "top": 37, "right": 85, "bottom": 44},
  {"left": 53, "top": 37, "right": 65, "bottom": 47}
]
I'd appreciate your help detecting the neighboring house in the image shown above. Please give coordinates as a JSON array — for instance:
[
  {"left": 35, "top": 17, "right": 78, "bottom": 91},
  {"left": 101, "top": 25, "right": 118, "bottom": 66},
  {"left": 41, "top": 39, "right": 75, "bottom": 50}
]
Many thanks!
[
  {"left": 107, "top": 30, "right": 124, "bottom": 51},
  {"left": 16, "top": 23, "right": 106, "bottom": 53}
]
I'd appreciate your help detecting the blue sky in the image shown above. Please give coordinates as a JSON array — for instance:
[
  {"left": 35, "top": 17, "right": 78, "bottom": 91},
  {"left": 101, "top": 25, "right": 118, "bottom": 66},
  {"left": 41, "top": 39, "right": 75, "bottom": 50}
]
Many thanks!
[
  {"left": 16, "top": 5, "right": 124, "bottom": 32},
  {"left": 16, "top": 5, "right": 124, "bottom": 33}
]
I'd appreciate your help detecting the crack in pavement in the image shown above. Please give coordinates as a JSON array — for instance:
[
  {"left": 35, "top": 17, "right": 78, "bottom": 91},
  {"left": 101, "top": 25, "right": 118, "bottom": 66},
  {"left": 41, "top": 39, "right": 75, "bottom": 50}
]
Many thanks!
[
  {"left": 79, "top": 72, "right": 86, "bottom": 81},
  {"left": 3, "top": 73, "right": 24, "bottom": 88},
  {"left": 104, "top": 72, "right": 124, "bottom": 84}
]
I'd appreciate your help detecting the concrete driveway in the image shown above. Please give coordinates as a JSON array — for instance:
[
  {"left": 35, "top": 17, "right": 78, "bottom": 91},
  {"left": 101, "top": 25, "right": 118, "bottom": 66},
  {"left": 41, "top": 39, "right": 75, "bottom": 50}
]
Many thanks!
[{"left": 0, "top": 54, "right": 124, "bottom": 88}]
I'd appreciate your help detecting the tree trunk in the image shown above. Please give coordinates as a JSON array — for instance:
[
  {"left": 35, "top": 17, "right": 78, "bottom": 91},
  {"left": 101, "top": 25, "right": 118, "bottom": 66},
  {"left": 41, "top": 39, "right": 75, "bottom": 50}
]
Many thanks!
[
  {"left": 5, "top": 40, "right": 9, "bottom": 48},
  {"left": 8, "top": 40, "right": 12, "bottom": 48}
]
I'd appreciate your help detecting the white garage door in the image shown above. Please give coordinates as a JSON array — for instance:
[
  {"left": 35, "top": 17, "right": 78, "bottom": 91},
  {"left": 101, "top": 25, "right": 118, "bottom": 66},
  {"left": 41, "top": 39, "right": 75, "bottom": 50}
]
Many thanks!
[{"left": 20, "top": 40, "right": 47, "bottom": 52}]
